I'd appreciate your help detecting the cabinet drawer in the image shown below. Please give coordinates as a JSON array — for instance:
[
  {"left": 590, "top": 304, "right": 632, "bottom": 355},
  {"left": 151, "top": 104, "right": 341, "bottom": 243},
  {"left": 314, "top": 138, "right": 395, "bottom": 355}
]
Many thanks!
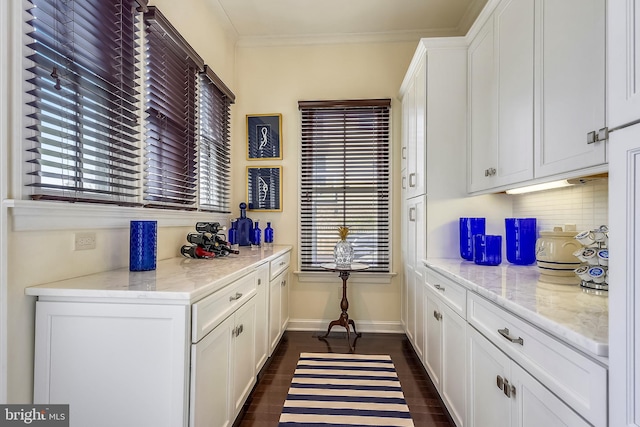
[
  {"left": 269, "top": 251, "right": 290, "bottom": 281},
  {"left": 424, "top": 267, "right": 466, "bottom": 318},
  {"left": 192, "top": 272, "right": 256, "bottom": 343},
  {"left": 467, "top": 293, "right": 607, "bottom": 427}
]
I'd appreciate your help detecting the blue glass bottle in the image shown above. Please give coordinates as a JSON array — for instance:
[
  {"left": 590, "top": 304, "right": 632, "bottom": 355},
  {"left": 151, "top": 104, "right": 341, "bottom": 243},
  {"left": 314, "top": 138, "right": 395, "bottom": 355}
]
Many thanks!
[
  {"left": 264, "top": 222, "right": 274, "bottom": 249},
  {"left": 251, "top": 221, "right": 261, "bottom": 249},
  {"left": 236, "top": 202, "right": 253, "bottom": 246},
  {"left": 228, "top": 219, "right": 238, "bottom": 248}
]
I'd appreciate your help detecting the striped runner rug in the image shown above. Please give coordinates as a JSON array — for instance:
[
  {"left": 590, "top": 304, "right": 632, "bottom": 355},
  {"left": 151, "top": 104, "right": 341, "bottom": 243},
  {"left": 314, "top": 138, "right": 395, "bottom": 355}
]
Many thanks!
[{"left": 278, "top": 352, "right": 415, "bottom": 426}]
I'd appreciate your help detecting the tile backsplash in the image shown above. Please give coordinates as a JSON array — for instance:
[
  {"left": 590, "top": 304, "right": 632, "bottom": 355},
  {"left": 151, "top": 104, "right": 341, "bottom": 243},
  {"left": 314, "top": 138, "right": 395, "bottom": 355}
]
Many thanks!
[{"left": 511, "top": 179, "right": 608, "bottom": 232}]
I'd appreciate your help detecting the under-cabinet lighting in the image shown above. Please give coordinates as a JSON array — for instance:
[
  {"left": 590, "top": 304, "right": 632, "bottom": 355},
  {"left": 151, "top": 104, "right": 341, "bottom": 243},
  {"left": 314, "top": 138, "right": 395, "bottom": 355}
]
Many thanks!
[{"left": 505, "top": 179, "right": 574, "bottom": 195}]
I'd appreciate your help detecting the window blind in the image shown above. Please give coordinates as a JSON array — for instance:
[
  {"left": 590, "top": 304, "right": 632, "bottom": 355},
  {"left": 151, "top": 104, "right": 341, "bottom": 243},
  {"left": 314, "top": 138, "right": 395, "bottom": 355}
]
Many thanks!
[
  {"left": 143, "top": 6, "right": 204, "bottom": 209},
  {"left": 199, "top": 65, "right": 234, "bottom": 213},
  {"left": 299, "top": 99, "right": 391, "bottom": 273},
  {"left": 25, "top": 0, "right": 147, "bottom": 205}
]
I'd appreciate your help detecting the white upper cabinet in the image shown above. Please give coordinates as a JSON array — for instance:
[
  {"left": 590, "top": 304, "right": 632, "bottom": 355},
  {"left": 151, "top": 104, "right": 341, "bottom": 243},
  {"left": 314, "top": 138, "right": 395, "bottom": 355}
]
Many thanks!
[
  {"left": 608, "top": 0, "right": 640, "bottom": 128},
  {"left": 495, "top": 0, "right": 534, "bottom": 185},
  {"left": 468, "top": 0, "right": 607, "bottom": 193},
  {"left": 468, "top": 18, "right": 498, "bottom": 192},
  {"left": 534, "top": 0, "right": 606, "bottom": 177},
  {"left": 402, "top": 55, "right": 427, "bottom": 200},
  {"left": 469, "top": 0, "right": 535, "bottom": 194}
]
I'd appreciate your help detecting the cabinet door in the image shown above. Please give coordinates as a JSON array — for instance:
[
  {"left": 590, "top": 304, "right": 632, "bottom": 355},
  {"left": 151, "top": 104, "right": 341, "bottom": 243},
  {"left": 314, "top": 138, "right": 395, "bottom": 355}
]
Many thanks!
[
  {"left": 405, "top": 76, "right": 417, "bottom": 196},
  {"left": 441, "top": 303, "right": 467, "bottom": 427},
  {"left": 467, "top": 326, "right": 510, "bottom": 427},
  {"left": 609, "top": 0, "right": 640, "bottom": 128},
  {"left": 534, "top": 0, "right": 606, "bottom": 177},
  {"left": 232, "top": 298, "right": 256, "bottom": 417},
  {"left": 33, "top": 302, "right": 189, "bottom": 427},
  {"left": 512, "top": 363, "right": 590, "bottom": 427},
  {"left": 269, "top": 272, "right": 281, "bottom": 354},
  {"left": 412, "top": 57, "right": 427, "bottom": 197},
  {"left": 468, "top": 18, "right": 497, "bottom": 192},
  {"left": 494, "top": 0, "right": 534, "bottom": 187},
  {"left": 254, "top": 263, "right": 270, "bottom": 373},
  {"left": 424, "top": 290, "right": 442, "bottom": 390},
  {"left": 189, "top": 315, "right": 233, "bottom": 427},
  {"left": 609, "top": 123, "right": 640, "bottom": 427},
  {"left": 280, "top": 270, "right": 290, "bottom": 332}
]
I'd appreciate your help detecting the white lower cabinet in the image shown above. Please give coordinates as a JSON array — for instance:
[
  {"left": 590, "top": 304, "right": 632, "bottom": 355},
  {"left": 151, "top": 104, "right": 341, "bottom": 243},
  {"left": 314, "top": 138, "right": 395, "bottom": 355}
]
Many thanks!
[
  {"left": 33, "top": 302, "right": 190, "bottom": 427},
  {"left": 31, "top": 248, "right": 292, "bottom": 427},
  {"left": 421, "top": 265, "right": 607, "bottom": 427},
  {"left": 424, "top": 268, "right": 467, "bottom": 427},
  {"left": 268, "top": 252, "right": 290, "bottom": 355},
  {"left": 254, "top": 262, "right": 270, "bottom": 372},
  {"left": 467, "top": 326, "right": 590, "bottom": 427}
]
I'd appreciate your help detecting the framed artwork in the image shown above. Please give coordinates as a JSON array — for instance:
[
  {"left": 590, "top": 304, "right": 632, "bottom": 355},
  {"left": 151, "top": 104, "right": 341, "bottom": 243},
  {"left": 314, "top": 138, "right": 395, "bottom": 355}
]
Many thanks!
[
  {"left": 246, "top": 114, "right": 282, "bottom": 160},
  {"left": 247, "top": 166, "right": 282, "bottom": 211}
]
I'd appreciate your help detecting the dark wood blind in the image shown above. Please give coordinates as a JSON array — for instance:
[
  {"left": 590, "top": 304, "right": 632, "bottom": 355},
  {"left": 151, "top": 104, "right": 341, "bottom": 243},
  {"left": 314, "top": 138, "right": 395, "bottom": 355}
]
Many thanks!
[
  {"left": 299, "top": 99, "right": 391, "bottom": 272},
  {"left": 199, "top": 65, "right": 234, "bottom": 213},
  {"left": 143, "top": 6, "right": 204, "bottom": 209},
  {"left": 25, "top": 0, "right": 147, "bottom": 205}
]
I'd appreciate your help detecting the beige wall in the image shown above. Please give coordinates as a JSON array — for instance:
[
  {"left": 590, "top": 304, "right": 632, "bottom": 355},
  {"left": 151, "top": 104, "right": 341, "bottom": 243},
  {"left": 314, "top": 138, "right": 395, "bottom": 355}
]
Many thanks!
[
  {"left": 5, "top": 0, "right": 236, "bottom": 402},
  {"left": 231, "top": 42, "right": 417, "bottom": 325}
]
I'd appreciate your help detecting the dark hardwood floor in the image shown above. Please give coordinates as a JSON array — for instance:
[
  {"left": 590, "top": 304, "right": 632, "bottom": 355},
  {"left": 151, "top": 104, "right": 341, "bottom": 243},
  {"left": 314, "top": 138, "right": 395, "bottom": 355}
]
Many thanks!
[{"left": 236, "top": 330, "right": 456, "bottom": 427}]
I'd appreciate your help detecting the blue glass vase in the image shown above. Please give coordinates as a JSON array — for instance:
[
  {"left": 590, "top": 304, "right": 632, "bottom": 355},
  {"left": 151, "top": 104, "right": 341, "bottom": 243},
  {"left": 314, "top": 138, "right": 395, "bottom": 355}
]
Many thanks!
[{"left": 251, "top": 221, "right": 261, "bottom": 248}]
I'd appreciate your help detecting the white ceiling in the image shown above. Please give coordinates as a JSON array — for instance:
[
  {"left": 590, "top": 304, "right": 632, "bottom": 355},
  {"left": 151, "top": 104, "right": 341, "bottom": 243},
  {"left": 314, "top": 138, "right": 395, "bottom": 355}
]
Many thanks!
[{"left": 210, "top": 0, "right": 489, "bottom": 46}]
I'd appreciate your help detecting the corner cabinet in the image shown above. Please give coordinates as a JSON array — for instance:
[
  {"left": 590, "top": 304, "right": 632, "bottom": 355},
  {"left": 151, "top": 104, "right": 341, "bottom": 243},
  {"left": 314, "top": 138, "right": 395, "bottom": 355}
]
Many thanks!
[
  {"left": 467, "top": 0, "right": 607, "bottom": 194},
  {"left": 608, "top": 1, "right": 640, "bottom": 426},
  {"left": 29, "top": 247, "right": 292, "bottom": 427}
]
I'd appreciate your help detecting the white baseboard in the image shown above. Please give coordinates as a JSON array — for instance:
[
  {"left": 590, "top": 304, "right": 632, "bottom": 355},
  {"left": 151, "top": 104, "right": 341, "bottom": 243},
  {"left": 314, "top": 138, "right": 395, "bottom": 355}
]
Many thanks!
[{"left": 286, "top": 318, "right": 405, "bottom": 334}]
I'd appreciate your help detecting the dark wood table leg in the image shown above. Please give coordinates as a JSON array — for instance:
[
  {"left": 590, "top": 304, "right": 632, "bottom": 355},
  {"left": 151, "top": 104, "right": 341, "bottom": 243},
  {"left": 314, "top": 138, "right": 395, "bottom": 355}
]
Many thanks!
[{"left": 321, "top": 270, "right": 362, "bottom": 351}]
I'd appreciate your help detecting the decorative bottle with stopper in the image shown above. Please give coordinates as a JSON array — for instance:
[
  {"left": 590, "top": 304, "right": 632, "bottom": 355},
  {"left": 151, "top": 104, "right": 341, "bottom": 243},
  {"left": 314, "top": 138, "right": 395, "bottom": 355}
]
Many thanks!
[
  {"left": 334, "top": 226, "right": 354, "bottom": 268},
  {"left": 236, "top": 202, "right": 253, "bottom": 246}
]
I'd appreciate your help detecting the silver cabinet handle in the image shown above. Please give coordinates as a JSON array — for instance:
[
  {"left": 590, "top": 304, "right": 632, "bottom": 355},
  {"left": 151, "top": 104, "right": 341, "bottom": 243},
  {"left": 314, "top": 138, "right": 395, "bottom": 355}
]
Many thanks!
[
  {"left": 433, "top": 310, "right": 442, "bottom": 321},
  {"left": 503, "top": 378, "right": 515, "bottom": 398},
  {"left": 409, "top": 207, "right": 416, "bottom": 222},
  {"left": 279, "top": 261, "right": 285, "bottom": 266},
  {"left": 402, "top": 146, "right": 407, "bottom": 160},
  {"left": 434, "top": 284, "right": 445, "bottom": 292},
  {"left": 498, "top": 327, "right": 524, "bottom": 345},
  {"left": 229, "top": 292, "right": 243, "bottom": 302},
  {"left": 232, "top": 324, "right": 244, "bottom": 337},
  {"left": 402, "top": 176, "right": 407, "bottom": 190},
  {"left": 485, "top": 167, "right": 497, "bottom": 177},
  {"left": 257, "top": 279, "right": 261, "bottom": 285},
  {"left": 281, "top": 279, "right": 287, "bottom": 287},
  {"left": 496, "top": 375, "right": 504, "bottom": 390},
  {"left": 409, "top": 172, "right": 416, "bottom": 187}
]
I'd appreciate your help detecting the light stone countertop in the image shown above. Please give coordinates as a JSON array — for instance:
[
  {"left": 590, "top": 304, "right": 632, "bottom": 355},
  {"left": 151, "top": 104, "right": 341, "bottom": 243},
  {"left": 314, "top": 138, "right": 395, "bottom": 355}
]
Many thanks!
[
  {"left": 25, "top": 246, "right": 293, "bottom": 305},
  {"left": 424, "top": 258, "right": 608, "bottom": 359}
]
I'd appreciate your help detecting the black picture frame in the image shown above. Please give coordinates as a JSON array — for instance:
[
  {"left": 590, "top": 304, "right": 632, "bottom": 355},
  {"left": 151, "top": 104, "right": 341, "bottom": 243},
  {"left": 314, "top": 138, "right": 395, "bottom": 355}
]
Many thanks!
[
  {"left": 246, "top": 166, "right": 282, "bottom": 212},
  {"left": 246, "top": 114, "right": 282, "bottom": 160}
]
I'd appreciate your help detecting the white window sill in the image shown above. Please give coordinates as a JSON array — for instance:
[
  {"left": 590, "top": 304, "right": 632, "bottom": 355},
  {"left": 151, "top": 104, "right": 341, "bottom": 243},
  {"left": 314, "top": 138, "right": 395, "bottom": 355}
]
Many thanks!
[
  {"left": 4, "top": 199, "right": 228, "bottom": 232},
  {"left": 294, "top": 270, "right": 397, "bottom": 284}
]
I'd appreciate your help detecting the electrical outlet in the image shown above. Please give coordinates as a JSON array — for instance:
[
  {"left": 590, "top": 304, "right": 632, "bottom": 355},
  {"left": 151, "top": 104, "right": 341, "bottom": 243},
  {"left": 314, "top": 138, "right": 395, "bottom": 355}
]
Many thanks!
[{"left": 74, "top": 232, "right": 96, "bottom": 250}]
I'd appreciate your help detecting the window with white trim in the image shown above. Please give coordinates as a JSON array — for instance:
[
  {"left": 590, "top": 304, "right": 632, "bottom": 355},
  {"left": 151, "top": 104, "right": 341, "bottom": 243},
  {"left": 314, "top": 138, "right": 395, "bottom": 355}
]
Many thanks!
[
  {"left": 298, "top": 99, "right": 391, "bottom": 273},
  {"left": 23, "top": 1, "right": 233, "bottom": 213}
]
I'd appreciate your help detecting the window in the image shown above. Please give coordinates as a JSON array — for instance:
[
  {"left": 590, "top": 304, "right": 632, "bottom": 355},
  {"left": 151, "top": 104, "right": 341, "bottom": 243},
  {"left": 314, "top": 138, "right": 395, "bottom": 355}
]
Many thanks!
[
  {"left": 25, "top": 0, "right": 146, "bottom": 205},
  {"left": 299, "top": 99, "right": 391, "bottom": 273},
  {"left": 24, "top": 1, "right": 233, "bottom": 213},
  {"left": 199, "top": 66, "right": 235, "bottom": 212}
]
